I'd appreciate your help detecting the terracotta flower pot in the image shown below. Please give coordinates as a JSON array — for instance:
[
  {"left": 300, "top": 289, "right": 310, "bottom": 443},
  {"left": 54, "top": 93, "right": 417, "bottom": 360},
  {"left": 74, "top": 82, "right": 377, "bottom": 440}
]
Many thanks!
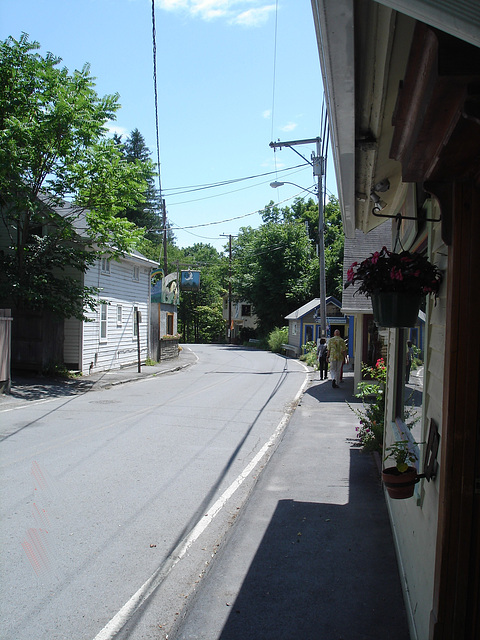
[
  {"left": 382, "top": 466, "right": 419, "bottom": 499},
  {"left": 371, "top": 292, "right": 422, "bottom": 328}
]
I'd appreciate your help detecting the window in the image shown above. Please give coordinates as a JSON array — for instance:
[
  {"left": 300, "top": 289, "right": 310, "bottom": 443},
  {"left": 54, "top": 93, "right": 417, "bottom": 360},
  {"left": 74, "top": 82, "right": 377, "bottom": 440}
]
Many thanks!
[
  {"left": 101, "top": 258, "right": 110, "bottom": 274},
  {"left": 292, "top": 322, "right": 297, "bottom": 336},
  {"left": 166, "top": 313, "right": 174, "bottom": 336},
  {"left": 100, "top": 304, "right": 108, "bottom": 341},
  {"left": 133, "top": 306, "right": 139, "bottom": 338},
  {"left": 133, "top": 266, "right": 140, "bottom": 281},
  {"left": 241, "top": 304, "right": 251, "bottom": 317},
  {"left": 116, "top": 305, "right": 123, "bottom": 326}
]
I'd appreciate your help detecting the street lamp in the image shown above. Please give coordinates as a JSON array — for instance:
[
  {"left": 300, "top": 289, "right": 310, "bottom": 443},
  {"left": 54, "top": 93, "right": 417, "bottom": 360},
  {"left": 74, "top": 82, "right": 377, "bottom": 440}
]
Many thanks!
[{"left": 269, "top": 181, "right": 317, "bottom": 195}]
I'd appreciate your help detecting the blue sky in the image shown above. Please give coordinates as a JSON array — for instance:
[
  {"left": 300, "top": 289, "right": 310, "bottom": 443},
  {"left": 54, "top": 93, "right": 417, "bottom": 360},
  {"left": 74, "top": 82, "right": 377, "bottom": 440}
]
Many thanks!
[{"left": 1, "top": 0, "right": 336, "bottom": 253}]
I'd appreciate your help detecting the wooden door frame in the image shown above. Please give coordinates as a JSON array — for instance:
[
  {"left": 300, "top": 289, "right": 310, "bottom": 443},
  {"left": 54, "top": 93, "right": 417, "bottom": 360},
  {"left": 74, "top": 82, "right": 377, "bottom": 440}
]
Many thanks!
[{"left": 429, "top": 180, "right": 480, "bottom": 639}]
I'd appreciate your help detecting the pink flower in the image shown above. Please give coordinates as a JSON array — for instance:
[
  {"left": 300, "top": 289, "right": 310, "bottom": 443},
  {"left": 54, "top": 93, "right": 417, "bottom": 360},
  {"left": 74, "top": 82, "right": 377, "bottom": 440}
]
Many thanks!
[
  {"left": 390, "top": 267, "right": 403, "bottom": 281},
  {"left": 371, "top": 251, "right": 380, "bottom": 264}
]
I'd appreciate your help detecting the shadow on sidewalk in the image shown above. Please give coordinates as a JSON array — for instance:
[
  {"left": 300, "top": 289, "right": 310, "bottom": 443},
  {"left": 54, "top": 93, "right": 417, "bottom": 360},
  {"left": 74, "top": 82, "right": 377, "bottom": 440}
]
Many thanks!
[{"left": 217, "top": 448, "right": 408, "bottom": 640}]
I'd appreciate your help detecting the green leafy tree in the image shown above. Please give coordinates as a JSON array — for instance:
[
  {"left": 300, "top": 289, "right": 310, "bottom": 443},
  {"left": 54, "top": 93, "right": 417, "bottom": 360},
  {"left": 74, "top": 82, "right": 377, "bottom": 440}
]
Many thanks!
[
  {"left": 232, "top": 218, "right": 313, "bottom": 334},
  {"left": 323, "top": 196, "right": 344, "bottom": 299},
  {"left": 176, "top": 243, "right": 228, "bottom": 343},
  {"left": 0, "top": 35, "right": 147, "bottom": 320},
  {"left": 120, "top": 128, "right": 162, "bottom": 239},
  {"left": 262, "top": 195, "right": 344, "bottom": 300}
]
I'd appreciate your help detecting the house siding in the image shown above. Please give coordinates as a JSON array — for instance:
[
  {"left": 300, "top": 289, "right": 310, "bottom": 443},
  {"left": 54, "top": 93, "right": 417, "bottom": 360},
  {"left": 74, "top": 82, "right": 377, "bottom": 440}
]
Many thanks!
[
  {"left": 384, "top": 218, "right": 446, "bottom": 640},
  {"left": 64, "top": 317, "right": 82, "bottom": 368},
  {"left": 82, "top": 257, "right": 152, "bottom": 374}
]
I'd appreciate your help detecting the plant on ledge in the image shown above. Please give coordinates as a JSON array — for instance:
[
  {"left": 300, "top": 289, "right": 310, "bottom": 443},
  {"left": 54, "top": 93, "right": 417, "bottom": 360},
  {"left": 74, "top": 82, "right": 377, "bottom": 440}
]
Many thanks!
[
  {"left": 345, "top": 246, "right": 443, "bottom": 298},
  {"left": 347, "top": 358, "right": 387, "bottom": 454},
  {"left": 384, "top": 439, "right": 418, "bottom": 473},
  {"left": 382, "top": 439, "right": 420, "bottom": 499}
]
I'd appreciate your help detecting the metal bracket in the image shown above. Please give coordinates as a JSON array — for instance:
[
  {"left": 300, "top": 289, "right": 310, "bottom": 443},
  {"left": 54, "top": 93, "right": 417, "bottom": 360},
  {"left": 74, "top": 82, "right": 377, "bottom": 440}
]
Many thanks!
[
  {"left": 417, "top": 418, "right": 440, "bottom": 481},
  {"left": 372, "top": 209, "right": 441, "bottom": 223}
]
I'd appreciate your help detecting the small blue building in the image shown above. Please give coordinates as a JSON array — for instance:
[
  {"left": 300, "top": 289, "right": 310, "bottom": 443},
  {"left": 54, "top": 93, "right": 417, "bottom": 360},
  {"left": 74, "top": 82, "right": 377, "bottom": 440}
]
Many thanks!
[{"left": 284, "top": 297, "right": 352, "bottom": 357}]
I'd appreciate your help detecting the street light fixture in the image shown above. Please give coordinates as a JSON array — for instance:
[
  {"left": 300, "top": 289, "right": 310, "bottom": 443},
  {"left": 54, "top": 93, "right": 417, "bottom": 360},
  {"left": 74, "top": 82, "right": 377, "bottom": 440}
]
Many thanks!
[{"left": 270, "top": 181, "right": 317, "bottom": 196}]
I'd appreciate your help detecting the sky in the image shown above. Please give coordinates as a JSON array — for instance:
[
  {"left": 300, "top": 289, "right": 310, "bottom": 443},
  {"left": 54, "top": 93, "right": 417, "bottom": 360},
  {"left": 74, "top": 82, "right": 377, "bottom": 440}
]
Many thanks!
[{"left": 1, "top": 0, "right": 337, "bottom": 255}]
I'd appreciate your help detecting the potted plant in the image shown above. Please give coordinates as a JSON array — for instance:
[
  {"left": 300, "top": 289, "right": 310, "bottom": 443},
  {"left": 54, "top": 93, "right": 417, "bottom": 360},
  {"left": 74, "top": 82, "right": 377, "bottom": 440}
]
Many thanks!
[
  {"left": 345, "top": 246, "right": 442, "bottom": 327},
  {"left": 382, "top": 440, "right": 419, "bottom": 499}
]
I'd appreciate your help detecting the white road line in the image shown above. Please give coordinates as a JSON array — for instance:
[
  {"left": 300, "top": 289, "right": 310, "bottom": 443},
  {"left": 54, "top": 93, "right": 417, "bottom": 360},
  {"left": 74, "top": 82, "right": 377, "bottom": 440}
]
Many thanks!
[{"left": 92, "top": 365, "right": 309, "bottom": 640}]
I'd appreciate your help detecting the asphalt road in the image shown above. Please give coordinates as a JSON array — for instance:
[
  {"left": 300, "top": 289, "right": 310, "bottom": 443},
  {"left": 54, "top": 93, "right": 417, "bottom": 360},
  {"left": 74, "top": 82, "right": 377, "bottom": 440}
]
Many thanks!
[{"left": 0, "top": 345, "right": 308, "bottom": 640}]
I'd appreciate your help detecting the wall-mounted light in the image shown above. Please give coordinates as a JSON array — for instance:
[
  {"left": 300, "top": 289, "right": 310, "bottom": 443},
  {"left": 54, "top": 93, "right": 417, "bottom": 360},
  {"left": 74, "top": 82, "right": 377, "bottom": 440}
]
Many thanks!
[{"left": 370, "top": 190, "right": 387, "bottom": 213}]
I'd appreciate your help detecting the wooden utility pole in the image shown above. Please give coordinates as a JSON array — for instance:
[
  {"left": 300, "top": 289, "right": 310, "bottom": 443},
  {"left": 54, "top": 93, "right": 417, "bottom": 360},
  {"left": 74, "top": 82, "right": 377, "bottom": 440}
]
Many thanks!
[
  {"left": 162, "top": 198, "right": 168, "bottom": 276},
  {"left": 221, "top": 234, "right": 234, "bottom": 343}
]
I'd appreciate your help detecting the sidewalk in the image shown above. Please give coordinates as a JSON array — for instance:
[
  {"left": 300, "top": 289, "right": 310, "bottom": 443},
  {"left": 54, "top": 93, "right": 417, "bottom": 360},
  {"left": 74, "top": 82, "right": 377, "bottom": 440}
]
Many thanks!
[
  {"left": 173, "top": 372, "right": 409, "bottom": 640},
  {"left": 0, "top": 346, "right": 198, "bottom": 408}
]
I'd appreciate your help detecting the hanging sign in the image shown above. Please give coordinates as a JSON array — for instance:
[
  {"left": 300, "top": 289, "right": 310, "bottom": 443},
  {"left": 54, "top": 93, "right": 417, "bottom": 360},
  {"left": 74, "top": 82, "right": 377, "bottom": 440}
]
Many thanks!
[{"left": 180, "top": 270, "right": 201, "bottom": 292}]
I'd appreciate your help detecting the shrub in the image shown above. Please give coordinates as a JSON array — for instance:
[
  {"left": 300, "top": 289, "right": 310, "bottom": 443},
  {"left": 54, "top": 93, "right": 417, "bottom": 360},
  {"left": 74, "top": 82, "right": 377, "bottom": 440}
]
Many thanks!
[
  {"left": 347, "top": 358, "right": 386, "bottom": 453},
  {"left": 300, "top": 341, "right": 318, "bottom": 367},
  {"left": 267, "top": 326, "right": 288, "bottom": 353}
]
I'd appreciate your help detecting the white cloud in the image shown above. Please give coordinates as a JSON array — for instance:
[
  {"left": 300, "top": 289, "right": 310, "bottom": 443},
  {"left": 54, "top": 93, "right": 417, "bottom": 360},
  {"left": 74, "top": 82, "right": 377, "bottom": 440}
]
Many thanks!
[
  {"left": 262, "top": 109, "right": 271, "bottom": 119},
  {"left": 156, "top": 0, "right": 275, "bottom": 25},
  {"left": 232, "top": 5, "right": 276, "bottom": 27},
  {"left": 280, "top": 121, "right": 298, "bottom": 132},
  {"left": 106, "top": 122, "right": 129, "bottom": 138}
]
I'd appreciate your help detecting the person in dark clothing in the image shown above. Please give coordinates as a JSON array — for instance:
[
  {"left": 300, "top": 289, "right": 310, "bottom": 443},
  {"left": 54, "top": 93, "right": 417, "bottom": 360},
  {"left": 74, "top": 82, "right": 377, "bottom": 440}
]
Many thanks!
[{"left": 317, "top": 338, "right": 328, "bottom": 380}]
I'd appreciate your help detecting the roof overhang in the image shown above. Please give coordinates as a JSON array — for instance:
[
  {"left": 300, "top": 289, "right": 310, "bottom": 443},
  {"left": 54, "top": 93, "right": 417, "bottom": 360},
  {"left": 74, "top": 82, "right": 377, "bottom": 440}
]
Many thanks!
[{"left": 311, "top": 0, "right": 480, "bottom": 234}]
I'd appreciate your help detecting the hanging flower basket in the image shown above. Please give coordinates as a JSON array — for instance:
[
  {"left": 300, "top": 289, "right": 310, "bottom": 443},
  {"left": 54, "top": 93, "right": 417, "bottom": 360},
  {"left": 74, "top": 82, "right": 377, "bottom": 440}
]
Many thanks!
[
  {"left": 345, "top": 247, "right": 442, "bottom": 328},
  {"left": 381, "top": 466, "right": 419, "bottom": 499},
  {"left": 371, "top": 292, "right": 422, "bottom": 328}
]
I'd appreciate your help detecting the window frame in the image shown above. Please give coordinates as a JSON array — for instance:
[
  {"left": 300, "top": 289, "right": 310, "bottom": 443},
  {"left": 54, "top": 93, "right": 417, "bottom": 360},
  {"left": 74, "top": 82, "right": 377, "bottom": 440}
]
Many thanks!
[
  {"left": 116, "top": 305, "right": 123, "bottom": 327},
  {"left": 100, "top": 303, "right": 108, "bottom": 342}
]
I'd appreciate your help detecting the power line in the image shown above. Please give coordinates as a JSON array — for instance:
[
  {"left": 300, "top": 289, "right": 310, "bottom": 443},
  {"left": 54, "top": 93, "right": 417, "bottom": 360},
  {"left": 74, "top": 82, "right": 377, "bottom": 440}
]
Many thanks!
[
  {"left": 162, "top": 163, "right": 308, "bottom": 198},
  {"left": 165, "top": 189, "right": 316, "bottom": 232}
]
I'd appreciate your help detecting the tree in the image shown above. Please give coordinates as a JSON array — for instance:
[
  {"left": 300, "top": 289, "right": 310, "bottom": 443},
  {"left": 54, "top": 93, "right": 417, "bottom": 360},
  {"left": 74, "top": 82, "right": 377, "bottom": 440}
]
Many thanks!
[
  {"left": 277, "top": 195, "right": 344, "bottom": 299},
  {"left": 176, "top": 243, "right": 228, "bottom": 343},
  {"left": 0, "top": 35, "right": 147, "bottom": 319},
  {"left": 231, "top": 195, "right": 344, "bottom": 333},
  {"left": 120, "top": 128, "right": 162, "bottom": 238},
  {"left": 232, "top": 219, "right": 313, "bottom": 334},
  {"left": 323, "top": 196, "right": 344, "bottom": 299}
]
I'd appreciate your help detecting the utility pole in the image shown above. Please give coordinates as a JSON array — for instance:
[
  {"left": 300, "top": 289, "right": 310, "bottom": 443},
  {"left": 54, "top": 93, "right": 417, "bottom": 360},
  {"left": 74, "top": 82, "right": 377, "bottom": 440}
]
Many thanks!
[
  {"left": 269, "top": 137, "right": 327, "bottom": 338},
  {"left": 221, "top": 234, "right": 234, "bottom": 343},
  {"left": 162, "top": 198, "right": 168, "bottom": 276}
]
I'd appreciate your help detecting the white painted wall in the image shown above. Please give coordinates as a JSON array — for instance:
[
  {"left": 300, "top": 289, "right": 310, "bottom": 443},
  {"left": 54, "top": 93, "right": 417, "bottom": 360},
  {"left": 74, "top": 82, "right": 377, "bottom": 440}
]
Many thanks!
[
  {"left": 81, "top": 254, "right": 155, "bottom": 374},
  {"left": 383, "top": 214, "right": 447, "bottom": 640}
]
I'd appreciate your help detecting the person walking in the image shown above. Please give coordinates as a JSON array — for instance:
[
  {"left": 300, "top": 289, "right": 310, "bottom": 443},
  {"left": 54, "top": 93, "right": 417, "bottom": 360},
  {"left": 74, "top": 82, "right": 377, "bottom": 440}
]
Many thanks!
[
  {"left": 327, "top": 330, "right": 347, "bottom": 388},
  {"left": 317, "top": 338, "right": 328, "bottom": 380}
]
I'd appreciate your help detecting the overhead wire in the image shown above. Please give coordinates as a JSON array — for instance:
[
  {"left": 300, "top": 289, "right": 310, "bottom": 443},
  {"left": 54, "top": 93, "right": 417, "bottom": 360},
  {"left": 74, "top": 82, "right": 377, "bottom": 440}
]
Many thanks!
[
  {"left": 270, "top": 0, "right": 280, "bottom": 180},
  {"left": 151, "top": 0, "right": 162, "bottom": 206},
  {"left": 162, "top": 163, "right": 307, "bottom": 197},
  {"left": 164, "top": 188, "right": 317, "bottom": 233},
  {"left": 165, "top": 165, "right": 311, "bottom": 207}
]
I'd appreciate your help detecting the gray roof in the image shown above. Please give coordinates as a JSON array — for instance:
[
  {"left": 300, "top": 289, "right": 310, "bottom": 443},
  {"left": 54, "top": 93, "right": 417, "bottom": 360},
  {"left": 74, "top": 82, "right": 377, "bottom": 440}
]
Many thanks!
[
  {"left": 45, "top": 195, "right": 157, "bottom": 267},
  {"left": 342, "top": 221, "right": 392, "bottom": 314},
  {"left": 285, "top": 296, "right": 340, "bottom": 320}
]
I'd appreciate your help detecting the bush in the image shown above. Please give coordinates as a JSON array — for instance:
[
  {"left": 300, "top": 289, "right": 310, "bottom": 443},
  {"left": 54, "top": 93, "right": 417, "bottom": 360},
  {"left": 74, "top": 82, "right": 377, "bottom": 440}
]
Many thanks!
[
  {"left": 300, "top": 341, "right": 318, "bottom": 367},
  {"left": 347, "top": 358, "right": 386, "bottom": 453},
  {"left": 267, "top": 326, "right": 288, "bottom": 353}
]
